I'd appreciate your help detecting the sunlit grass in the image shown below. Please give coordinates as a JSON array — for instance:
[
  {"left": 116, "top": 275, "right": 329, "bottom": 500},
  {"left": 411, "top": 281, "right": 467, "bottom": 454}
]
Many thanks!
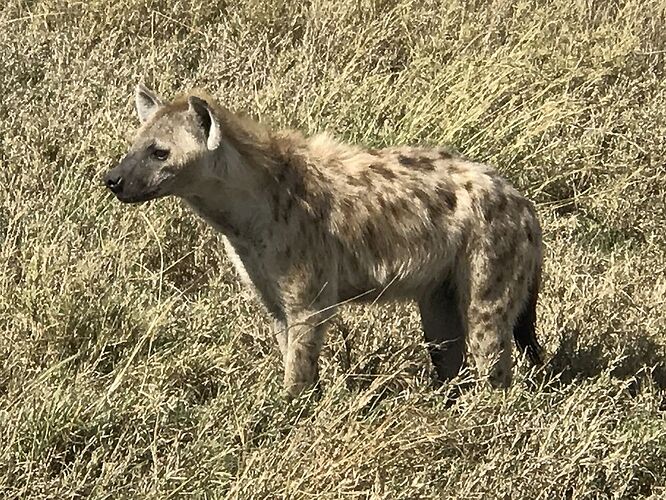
[{"left": 0, "top": 0, "right": 665, "bottom": 497}]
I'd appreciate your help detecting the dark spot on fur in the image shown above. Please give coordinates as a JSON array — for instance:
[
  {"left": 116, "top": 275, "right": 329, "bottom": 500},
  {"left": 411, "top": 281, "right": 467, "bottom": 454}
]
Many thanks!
[
  {"left": 417, "top": 156, "right": 435, "bottom": 170},
  {"left": 283, "top": 196, "right": 294, "bottom": 221},
  {"left": 436, "top": 185, "right": 457, "bottom": 211},
  {"left": 412, "top": 185, "right": 446, "bottom": 220},
  {"left": 413, "top": 188, "right": 429, "bottom": 205},
  {"left": 484, "top": 206, "right": 494, "bottom": 223},
  {"left": 364, "top": 222, "right": 377, "bottom": 243},
  {"left": 389, "top": 203, "right": 402, "bottom": 218},
  {"left": 398, "top": 154, "right": 416, "bottom": 166},
  {"left": 481, "top": 284, "right": 500, "bottom": 302},
  {"left": 360, "top": 171, "right": 373, "bottom": 185},
  {"left": 496, "top": 193, "right": 508, "bottom": 212},
  {"left": 364, "top": 223, "right": 382, "bottom": 257},
  {"left": 473, "top": 329, "right": 486, "bottom": 341},
  {"left": 348, "top": 176, "right": 365, "bottom": 187},
  {"left": 427, "top": 199, "right": 445, "bottom": 220},
  {"left": 517, "top": 197, "right": 533, "bottom": 212},
  {"left": 489, "top": 250, "right": 508, "bottom": 281},
  {"left": 525, "top": 225, "right": 534, "bottom": 243},
  {"left": 479, "top": 311, "right": 493, "bottom": 323},
  {"left": 464, "top": 181, "right": 474, "bottom": 193},
  {"left": 272, "top": 194, "right": 281, "bottom": 221},
  {"left": 293, "top": 180, "right": 307, "bottom": 199},
  {"left": 398, "top": 154, "right": 436, "bottom": 171},
  {"left": 276, "top": 170, "right": 286, "bottom": 183},
  {"left": 439, "top": 149, "right": 454, "bottom": 160},
  {"left": 369, "top": 162, "right": 397, "bottom": 180},
  {"left": 368, "top": 149, "right": 381, "bottom": 156},
  {"left": 340, "top": 198, "right": 355, "bottom": 218}
]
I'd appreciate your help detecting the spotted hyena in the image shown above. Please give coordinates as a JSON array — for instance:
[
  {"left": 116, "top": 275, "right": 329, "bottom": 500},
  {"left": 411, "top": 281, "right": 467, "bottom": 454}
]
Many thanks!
[{"left": 104, "top": 84, "right": 543, "bottom": 397}]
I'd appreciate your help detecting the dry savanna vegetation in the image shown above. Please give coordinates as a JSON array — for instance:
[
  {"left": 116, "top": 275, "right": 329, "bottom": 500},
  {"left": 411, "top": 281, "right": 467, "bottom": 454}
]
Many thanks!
[{"left": 1, "top": 0, "right": 666, "bottom": 498}]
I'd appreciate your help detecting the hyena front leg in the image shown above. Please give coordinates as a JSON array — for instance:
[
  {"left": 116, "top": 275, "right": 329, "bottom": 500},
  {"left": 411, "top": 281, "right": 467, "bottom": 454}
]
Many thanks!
[
  {"left": 418, "top": 282, "right": 466, "bottom": 384},
  {"left": 280, "top": 267, "right": 338, "bottom": 397},
  {"left": 283, "top": 305, "right": 336, "bottom": 397},
  {"left": 273, "top": 318, "right": 288, "bottom": 359}
]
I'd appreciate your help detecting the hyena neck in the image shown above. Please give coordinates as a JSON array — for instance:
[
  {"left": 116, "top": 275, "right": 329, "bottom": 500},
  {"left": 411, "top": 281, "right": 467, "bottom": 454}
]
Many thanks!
[
  {"left": 184, "top": 165, "right": 274, "bottom": 246},
  {"left": 183, "top": 123, "right": 301, "bottom": 246}
]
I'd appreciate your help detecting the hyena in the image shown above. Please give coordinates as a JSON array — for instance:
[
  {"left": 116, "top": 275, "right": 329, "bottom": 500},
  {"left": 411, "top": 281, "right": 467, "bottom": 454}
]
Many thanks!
[{"left": 105, "top": 84, "right": 543, "bottom": 397}]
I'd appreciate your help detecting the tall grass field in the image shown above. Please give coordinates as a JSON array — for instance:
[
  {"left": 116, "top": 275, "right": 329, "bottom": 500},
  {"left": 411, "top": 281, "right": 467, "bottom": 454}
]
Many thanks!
[{"left": 1, "top": 0, "right": 665, "bottom": 498}]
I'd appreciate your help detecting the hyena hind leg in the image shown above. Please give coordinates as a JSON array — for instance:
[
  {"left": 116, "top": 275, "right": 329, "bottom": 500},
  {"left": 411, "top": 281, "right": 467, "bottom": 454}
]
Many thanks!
[
  {"left": 466, "top": 275, "right": 531, "bottom": 388},
  {"left": 512, "top": 275, "right": 542, "bottom": 366},
  {"left": 418, "top": 282, "right": 466, "bottom": 384},
  {"left": 467, "top": 314, "right": 513, "bottom": 389}
]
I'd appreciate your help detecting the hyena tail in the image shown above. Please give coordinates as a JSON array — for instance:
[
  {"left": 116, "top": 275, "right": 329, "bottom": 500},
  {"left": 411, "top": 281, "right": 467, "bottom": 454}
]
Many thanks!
[{"left": 512, "top": 267, "right": 542, "bottom": 366}]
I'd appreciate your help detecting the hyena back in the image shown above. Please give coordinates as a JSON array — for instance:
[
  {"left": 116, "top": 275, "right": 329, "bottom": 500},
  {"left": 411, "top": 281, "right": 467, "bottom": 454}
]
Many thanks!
[{"left": 105, "top": 84, "right": 543, "bottom": 397}]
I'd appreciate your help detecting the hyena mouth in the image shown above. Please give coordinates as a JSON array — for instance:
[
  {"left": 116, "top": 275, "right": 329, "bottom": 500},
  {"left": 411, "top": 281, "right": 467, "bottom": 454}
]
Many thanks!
[
  {"left": 114, "top": 188, "right": 163, "bottom": 204},
  {"left": 105, "top": 165, "right": 176, "bottom": 204},
  {"left": 108, "top": 175, "right": 175, "bottom": 204}
]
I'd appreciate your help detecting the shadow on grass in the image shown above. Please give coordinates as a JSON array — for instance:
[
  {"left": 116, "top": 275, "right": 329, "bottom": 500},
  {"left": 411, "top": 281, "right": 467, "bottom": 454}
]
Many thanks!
[
  {"left": 539, "top": 327, "right": 666, "bottom": 392},
  {"left": 329, "top": 321, "right": 666, "bottom": 414}
]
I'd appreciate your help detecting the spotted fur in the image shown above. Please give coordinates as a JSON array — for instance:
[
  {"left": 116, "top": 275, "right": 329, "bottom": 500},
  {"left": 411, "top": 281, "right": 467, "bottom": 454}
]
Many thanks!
[{"left": 105, "top": 85, "right": 543, "bottom": 397}]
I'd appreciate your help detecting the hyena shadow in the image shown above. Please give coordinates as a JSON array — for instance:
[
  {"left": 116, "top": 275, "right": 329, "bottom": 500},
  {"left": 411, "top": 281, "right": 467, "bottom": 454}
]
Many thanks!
[
  {"left": 540, "top": 327, "right": 666, "bottom": 392},
  {"left": 327, "top": 318, "right": 666, "bottom": 412}
]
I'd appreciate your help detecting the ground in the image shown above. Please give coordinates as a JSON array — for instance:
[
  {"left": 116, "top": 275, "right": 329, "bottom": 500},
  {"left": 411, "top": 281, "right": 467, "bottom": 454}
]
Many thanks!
[{"left": 0, "top": 0, "right": 665, "bottom": 498}]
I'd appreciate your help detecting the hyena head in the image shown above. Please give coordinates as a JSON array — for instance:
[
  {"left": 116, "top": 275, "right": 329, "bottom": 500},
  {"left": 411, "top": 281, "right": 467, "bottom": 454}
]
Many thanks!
[{"left": 104, "top": 84, "right": 225, "bottom": 203}]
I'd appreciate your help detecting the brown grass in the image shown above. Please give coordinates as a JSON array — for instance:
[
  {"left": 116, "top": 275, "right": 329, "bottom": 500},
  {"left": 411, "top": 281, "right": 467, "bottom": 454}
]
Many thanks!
[{"left": 1, "top": 0, "right": 665, "bottom": 498}]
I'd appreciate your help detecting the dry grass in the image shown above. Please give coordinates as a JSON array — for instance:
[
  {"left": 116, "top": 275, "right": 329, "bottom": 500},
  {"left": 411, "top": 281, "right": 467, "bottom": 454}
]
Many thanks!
[{"left": 1, "top": 0, "right": 666, "bottom": 498}]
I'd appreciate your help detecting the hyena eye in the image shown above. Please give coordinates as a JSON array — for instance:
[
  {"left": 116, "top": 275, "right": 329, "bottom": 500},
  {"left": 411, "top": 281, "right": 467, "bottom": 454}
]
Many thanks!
[{"left": 152, "top": 148, "right": 170, "bottom": 161}]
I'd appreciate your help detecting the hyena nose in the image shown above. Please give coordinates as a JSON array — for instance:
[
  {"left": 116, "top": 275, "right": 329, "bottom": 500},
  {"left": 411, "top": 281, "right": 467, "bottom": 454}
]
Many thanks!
[{"left": 105, "top": 174, "right": 124, "bottom": 194}]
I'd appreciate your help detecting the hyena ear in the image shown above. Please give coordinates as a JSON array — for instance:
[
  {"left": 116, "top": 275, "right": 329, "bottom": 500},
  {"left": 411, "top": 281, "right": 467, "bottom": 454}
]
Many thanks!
[
  {"left": 135, "top": 83, "right": 165, "bottom": 123},
  {"left": 188, "top": 96, "right": 222, "bottom": 150}
]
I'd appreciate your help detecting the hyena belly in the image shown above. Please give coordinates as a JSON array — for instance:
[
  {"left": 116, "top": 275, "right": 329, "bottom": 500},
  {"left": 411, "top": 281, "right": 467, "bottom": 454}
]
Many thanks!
[{"left": 335, "top": 240, "right": 459, "bottom": 303}]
